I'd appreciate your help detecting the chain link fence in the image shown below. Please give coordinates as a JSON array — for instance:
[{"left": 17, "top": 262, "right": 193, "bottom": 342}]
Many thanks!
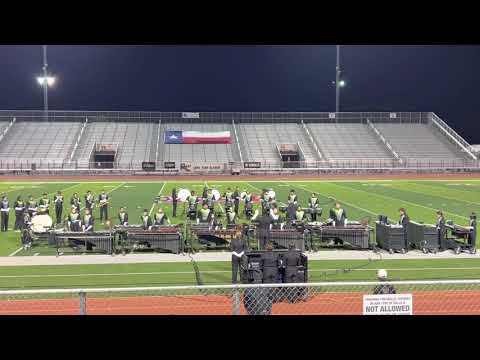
[{"left": 1, "top": 280, "right": 480, "bottom": 315}]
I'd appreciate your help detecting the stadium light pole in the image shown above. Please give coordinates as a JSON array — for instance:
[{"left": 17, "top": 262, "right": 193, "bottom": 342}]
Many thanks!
[
  {"left": 334, "top": 45, "right": 346, "bottom": 123},
  {"left": 37, "top": 45, "right": 55, "bottom": 120}
]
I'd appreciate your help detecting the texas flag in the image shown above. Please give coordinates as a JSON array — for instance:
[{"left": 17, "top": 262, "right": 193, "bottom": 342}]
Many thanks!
[{"left": 164, "top": 130, "right": 231, "bottom": 144}]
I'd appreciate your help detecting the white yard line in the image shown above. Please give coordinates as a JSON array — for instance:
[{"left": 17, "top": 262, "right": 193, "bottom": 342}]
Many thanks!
[
  {"left": 332, "top": 182, "right": 469, "bottom": 220},
  {"left": 2, "top": 267, "right": 480, "bottom": 279},
  {"left": 285, "top": 182, "right": 378, "bottom": 217},
  {"left": 149, "top": 182, "right": 167, "bottom": 216},
  {"left": 7, "top": 248, "right": 24, "bottom": 257}
]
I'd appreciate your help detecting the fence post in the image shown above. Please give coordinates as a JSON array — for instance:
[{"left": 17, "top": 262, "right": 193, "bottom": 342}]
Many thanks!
[
  {"left": 79, "top": 291, "right": 87, "bottom": 315},
  {"left": 232, "top": 287, "right": 241, "bottom": 315}
]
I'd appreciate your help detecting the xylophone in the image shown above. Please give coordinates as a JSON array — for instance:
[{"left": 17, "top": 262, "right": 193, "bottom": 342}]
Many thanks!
[
  {"left": 189, "top": 223, "right": 243, "bottom": 248},
  {"left": 49, "top": 231, "right": 115, "bottom": 255},
  {"left": 114, "top": 225, "right": 183, "bottom": 254},
  {"left": 306, "top": 223, "right": 373, "bottom": 250},
  {"left": 268, "top": 228, "right": 305, "bottom": 251}
]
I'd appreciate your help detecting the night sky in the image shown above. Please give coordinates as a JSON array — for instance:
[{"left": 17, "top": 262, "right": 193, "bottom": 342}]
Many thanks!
[{"left": 1, "top": 45, "right": 479, "bottom": 143}]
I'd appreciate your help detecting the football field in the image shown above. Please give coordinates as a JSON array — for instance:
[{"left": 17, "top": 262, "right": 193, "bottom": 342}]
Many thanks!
[{"left": 1, "top": 178, "right": 480, "bottom": 290}]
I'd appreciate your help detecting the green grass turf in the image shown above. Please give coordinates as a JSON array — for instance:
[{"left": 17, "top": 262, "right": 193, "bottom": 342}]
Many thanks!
[
  {"left": 1, "top": 178, "right": 479, "bottom": 254},
  {"left": 0, "top": 178, "right": 480, "bottom": 289},
  {"left": 1, "top": 258, "right": 480, "bottom": 289}
]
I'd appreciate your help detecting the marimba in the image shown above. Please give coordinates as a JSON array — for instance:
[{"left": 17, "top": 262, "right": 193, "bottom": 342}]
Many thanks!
[
  {"left": 306, "top": 223, "right": 373, "bottom": 250},
  {"left": 49, "top": 231, "right": 115, "bottom": 255}
]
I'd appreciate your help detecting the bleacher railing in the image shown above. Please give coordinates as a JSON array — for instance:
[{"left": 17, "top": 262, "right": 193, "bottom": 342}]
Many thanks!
[
  {"left": 429, "top": 112, "right": 478, "bottom": 161},
  {"left": 0, "top": 159, "right": 479, "bottom": 174},
  {"left": 2, "top": 280, "right": 480, "bottom": 315}
]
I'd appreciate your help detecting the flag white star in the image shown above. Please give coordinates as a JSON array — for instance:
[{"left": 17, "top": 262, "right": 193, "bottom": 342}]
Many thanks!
[{"left": 169, "top": 134, "right": 178, "bottom": 139}]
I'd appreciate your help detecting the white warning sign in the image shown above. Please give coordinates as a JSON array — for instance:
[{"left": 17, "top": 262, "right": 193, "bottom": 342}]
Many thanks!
[{"left": 363, "top": 294, "right": 413, "bottom": 315}]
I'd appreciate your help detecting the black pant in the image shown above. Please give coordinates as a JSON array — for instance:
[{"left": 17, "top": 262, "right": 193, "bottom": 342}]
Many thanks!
[
  {"left": 100, "top": 206, "right": 108, "bottom": 222},
  {"left": 310, "top": 213, "right": 317, "bottom": 222},
  {"left": 172, "top": 202, "right": 177, "bottom": 217},
  {"left": 56, "top": 205, "right": 63, "bottom": 224},
  {"left": 259, "top": 232, "right": 270, "bottom": 250},
  {"left": 231, "top": 255, "right": 245, "bottom": 284},
  {"left": 1, "top": 212, "right": 9, "bottom": 232},
  {"left": 234, "top": 201, "right": 240, "bottom": 215},
  {"left": 14, "top": 213, "right": 24, "bottom": 231}
]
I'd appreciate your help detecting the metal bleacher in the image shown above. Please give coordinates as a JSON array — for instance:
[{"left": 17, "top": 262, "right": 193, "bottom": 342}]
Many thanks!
[
  {"left": 0, "top": 121, "right": 81, "bottom": 164},
  {"left": 238, "top": 123, "right": 320, "bottom": 166},
  {"left": 161, "top": 122, "right": 239, "bottom": 164},
  {"left": 307, "top": 123, "right": 394, "bottom": 161},
  {"left": 73, "top": 121, "right": 157, "bottom": 167},
  {"left": 373, "top": 122, "right": 469, "bottom": 163},
  {"left": 0, "top": 111, "right": 476, "bottom": 171}
]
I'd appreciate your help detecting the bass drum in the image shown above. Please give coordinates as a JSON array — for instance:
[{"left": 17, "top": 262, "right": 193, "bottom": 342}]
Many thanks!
[
  {"left": 31, "top": 214, "right": 53, "bottom": 233},
  {"left": 177, "top": 189, "right": 191, "bottom": 202}
]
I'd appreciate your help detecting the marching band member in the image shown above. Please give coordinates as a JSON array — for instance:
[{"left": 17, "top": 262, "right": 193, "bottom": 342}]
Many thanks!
[
  {"left": 187, "top": 190, "right": 199, "bottom": 220},
  {"left": 54, "top": 191, "right": 64, "bottom": 225},
  {"left": 141, "top": 209, "right": 153, "bottom": 230},
  {"left": 98, "top": 190, "right": 109, "bottom": 224},
  {"left": 197, "top": 203, "right": 213, "bottom": 224},
  {"left": 261, "top": 190, "right": 270, "bottom": 216},
  {"left": 243, "top": 190, "right": 253, "bottom": 219},
  {"left": 0, "top": 195, "right": 10, "bottom": 232},
  {"left": 118, "top": 207, "right": 129, "bottom": 226},
  {"left": 27, "top": 194, "right": 38, "bottom": 218},
  {"left": 84, "top": 190, "right": 94, "bottom": 212},
  {"left": 436, "top": 210, "right": 446, "bottom": 250},
  {"left": 270, "top": 206, "right": 284, "bottom": 230},
  {"left": 172, "top": 188, "right": 178, "bottom": 218},
  {"left": 294, "top": 206, "right": 307, "bottom": 223},
  {"left": 71, "top": 193, "right": 81, "bottom": 213},
  {"left": 308, "top": 193, "right": 319, "bottom": 222},
  {"left": 14, "top": 196, "right": 26, "bottom": 232},
  {"left": 226, "top": 208, "right": 237, "bottom": 225},
  {"left": 205, "top": 189, "right": 215, "bottom": 212},
  {"left": 329, "top": 202, "right": 348, "bottom": 227},
  {"left": 38, "top": 192, "right": 51, "bottom": 215},
  {"left": 286, "top": 201, "right": 298, "bottom": 224},
  {"left": 68, "top": 206, "right": 81, "bottom": 232},
  {"left": 469, "top": 212, "right": 477, "bottom": 247},
  {"left": 154, "top": 208, "right": 171, "bottom": 225},
  {"left": 224, "top": 187, "right": 234, "bottom": 213},
  {"left": 82, "top": 208, "right": 94, "bottom": 232},
  {"left": 398, "top": 208, "right": 410, "bottom": 251},
  {"left": 287, "top": 189, "right": 298, "bottom": 205},
  {"left": 328, "top": 202, "right": 348, "bottom": 245},
  {"left": 202, "top": 185, "right": 208, "bottom": 199},
  {"left": 212, "top": 212, "right": 223, "bottom": 230},
  {"left": 233, "top": 187, "right": 241, "bottom": 216}
]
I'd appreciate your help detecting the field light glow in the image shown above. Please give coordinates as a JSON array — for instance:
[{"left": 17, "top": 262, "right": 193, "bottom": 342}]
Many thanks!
[{"left": 37, "top": 76, "right": 56, "bottom": 86}]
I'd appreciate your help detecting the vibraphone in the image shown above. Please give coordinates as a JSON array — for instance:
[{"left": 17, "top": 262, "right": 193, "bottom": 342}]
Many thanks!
[
  {"left": 445, "top": 223, "right": 476, "bottom": 254},
  {"left": 49, "top": 231, "right": 115, "bottom": 255},
  {"left": 114, "top": 225, "right": 183, "bottom": 254},
  {"left": 189, "top": 224, "right": 242, "bottom": 248},
  {"left": 306, "top": 224, "right": 373, "bottom": 250},
  {"left": 267, "top": 229, "right": 305, "bottom": 252}
]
